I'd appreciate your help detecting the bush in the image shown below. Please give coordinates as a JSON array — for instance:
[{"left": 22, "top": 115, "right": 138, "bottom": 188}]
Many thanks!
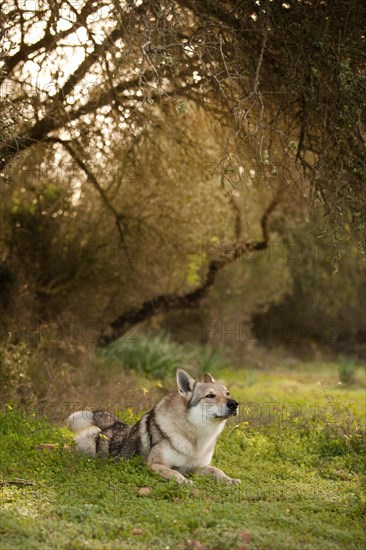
[
  {"left": 98, "top": 333, "right": 184, "bottom": 378},
  {"left": 98, "top": 333, "right": 230, "bottom": 379},
  {"left": 189, "top": 345, "right": 229, "bottom": 377},
  {"left": 338, "top": 355, "right": 358, "bottom": 384},
  {"left": 0, "top": 343, "right": 35, "bottom": 406}
]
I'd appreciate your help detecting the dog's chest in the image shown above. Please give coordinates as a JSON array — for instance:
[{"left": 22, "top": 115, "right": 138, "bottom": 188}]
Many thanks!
[{"left": 165, "top": 425, "right": 222, "bottom": 472}]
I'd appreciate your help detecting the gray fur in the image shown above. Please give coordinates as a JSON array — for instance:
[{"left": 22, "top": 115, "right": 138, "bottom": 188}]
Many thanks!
[{"left": 67, "top": 369, "right": 240, "bottom": 484}]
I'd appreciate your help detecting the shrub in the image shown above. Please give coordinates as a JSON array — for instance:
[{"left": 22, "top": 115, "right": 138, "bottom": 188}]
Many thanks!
[
  {"left": 98, "top": 333, "right": 184, "bottom": 378},
  {"left": 338, "top": 355, "right": 358, "bottom": 384},
  {"left": 189, "top": 345, "right": 229, "bottom": 377},
  {"left": 0, "top": 343, "right": 35, "bottom": 406},
  {"left": 98, "top": 333, "right": 231, "bottom": 379}
]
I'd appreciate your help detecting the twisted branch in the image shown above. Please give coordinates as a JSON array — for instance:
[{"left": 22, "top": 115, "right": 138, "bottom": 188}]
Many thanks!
[{"left": 97, "top": 197, "right": 277, "bottom": 346}]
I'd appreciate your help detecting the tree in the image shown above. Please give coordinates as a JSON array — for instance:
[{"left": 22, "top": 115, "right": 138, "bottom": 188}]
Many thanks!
[{"left": 1, "top": 0, "right": 365, "bottom": 344}]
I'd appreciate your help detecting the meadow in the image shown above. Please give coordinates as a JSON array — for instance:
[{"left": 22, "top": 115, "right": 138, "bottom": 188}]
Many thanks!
[{"left": 1, "top": 360, "right": 365, "bottom": 549}]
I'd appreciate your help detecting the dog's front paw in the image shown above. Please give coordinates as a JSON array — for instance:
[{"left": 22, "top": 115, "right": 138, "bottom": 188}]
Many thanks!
[
  {"left": 178, "top": 477, "right": 194, "bottom": 485},
  {"left": 225, "top": 477, "right": 241, "bottom": 484}
]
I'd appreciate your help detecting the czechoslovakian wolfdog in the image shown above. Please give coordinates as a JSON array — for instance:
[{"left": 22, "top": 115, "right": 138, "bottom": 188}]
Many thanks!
[{"left": 67, "top": 369, "right": 240, "bottom": 485}]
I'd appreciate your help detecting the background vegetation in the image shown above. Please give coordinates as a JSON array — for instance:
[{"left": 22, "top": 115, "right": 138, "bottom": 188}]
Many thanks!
[{"left": 1, "top": 0, "right": 365, "bottom": 357}]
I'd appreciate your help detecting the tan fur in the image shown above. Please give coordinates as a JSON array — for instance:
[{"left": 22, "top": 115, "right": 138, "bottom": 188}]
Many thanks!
[
  {"left": 67, "top": 370, "right": 240, "bottom": 485},
  {"left": 145, "top": 370, "right": 241, "bottom": 484},
  {"left": 150, "top": 463, "right": 192, "bottom": 485}
]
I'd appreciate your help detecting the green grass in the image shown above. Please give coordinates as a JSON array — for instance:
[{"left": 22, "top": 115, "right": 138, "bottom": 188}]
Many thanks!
[{"left": 1, "top": 362, "right": 365, "bottom": 549}]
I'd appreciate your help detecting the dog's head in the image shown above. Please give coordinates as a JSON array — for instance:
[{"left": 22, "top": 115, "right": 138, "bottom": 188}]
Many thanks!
[{"left": 176, "top": 369, "right": 239, "bottom": 425}]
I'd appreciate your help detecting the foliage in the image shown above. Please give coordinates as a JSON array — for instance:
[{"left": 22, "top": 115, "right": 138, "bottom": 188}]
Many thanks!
[
  {"left": 0, "top": 4, "right": 365, "bottom": 368},
  {"left": 338, "top": 355, "right": 358, "bottom": 385},
  {"left": 252, "top": 216, "right": 366, "bottom": 350},
  {"left": 97, "top": 333, "right": 184, "bottom": 378},
  {"left": 97, "top": 333, "right": 229, "bottom": 380},
  {"left": 1, "top": 0, "right": 365, "bottom": 240},
  {"left": 1, "top": 1, "right": 365, "bottom": 347},
  {"left": 0, "top": 344, "right": 35, "bottom": 406},
  {"left": 189, "top": 345, "right": 230, "bottom": 378},
  {"left": 0, "top": 363, "right": 365, "bottom": 549}
]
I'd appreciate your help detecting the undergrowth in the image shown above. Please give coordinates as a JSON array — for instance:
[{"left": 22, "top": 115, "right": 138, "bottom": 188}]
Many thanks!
[{"left": 96, "top": 333, "right": 229, "bottom": 378}]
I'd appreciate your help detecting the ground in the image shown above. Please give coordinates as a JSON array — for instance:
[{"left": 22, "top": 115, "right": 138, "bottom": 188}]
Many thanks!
[{"left": 0, "top": 362, "right": 365, "bottom": 549}]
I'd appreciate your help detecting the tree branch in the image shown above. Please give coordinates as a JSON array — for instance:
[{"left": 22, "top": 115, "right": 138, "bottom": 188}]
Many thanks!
[
  {"left": 253, "top": 3, "right": 270, "bottom": 95},
  {"left": 97, "top": 197, "right": 277, "bottom": 346},
  {"left": 0, "top": 70, "right": 196, "bottom": 171},
  {"left": 44, "top": 137, "right": 130, "bottom": 247},
  {"left": 0, "top": 0, "right": 106, "bottom": 82}
]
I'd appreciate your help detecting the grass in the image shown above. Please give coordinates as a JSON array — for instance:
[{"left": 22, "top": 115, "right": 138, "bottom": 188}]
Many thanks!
[
  {"left": 0, "top": 361, "right": 365, "bottom": 549},
  {"left": 96, "top": 333, "right": 229, "bottom": 379}
]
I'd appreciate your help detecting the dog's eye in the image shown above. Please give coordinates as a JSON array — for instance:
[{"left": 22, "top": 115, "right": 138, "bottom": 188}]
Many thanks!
[
  {"left": 205, "top": 393, "right": 216, "bottom": 399},
  {"left": 226, "top": 391, "right": 230, "bottom": 396}
]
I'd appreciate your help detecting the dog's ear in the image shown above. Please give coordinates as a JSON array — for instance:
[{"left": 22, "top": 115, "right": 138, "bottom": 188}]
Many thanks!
[
  {"left": 176, "top": 369, "right": 195, "bottom": 397},
  {"left": 203, "top": 372, "right": 215, "bottom": 383}
]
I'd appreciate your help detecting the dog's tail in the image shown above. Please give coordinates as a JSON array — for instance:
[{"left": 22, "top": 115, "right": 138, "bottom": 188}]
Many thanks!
[
  {"left": 67, "top": 410, "right": 95, "bottom": 432},
  {"left": 67, "top": 410, "right": 120, "bottom": 432},
  {"left": 67, "top": 410, "right": 121, "bottom": 457}
]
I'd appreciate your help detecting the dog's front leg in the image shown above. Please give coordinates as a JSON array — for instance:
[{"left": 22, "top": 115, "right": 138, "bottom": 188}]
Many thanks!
[
  {"left": 150, "top": 462, "right": 193, "bottom": 485},
  {"left": 196, "top": 466, "right": 241, "bottom": 484}
]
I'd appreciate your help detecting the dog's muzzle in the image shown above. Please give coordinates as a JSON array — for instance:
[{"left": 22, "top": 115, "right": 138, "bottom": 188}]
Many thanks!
[{"left": 227, "top": 398, "right": 239, "bottom": 416}]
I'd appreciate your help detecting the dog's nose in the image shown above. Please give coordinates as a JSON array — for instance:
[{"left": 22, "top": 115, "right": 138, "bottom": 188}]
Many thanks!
[{"left": 227, "top": 399, "right": 239, "bottom": 410}]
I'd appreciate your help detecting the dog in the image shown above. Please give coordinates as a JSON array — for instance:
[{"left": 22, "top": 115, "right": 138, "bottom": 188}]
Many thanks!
[{"left": 67, "top": 369, "right": 240, "bottom": 485}]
